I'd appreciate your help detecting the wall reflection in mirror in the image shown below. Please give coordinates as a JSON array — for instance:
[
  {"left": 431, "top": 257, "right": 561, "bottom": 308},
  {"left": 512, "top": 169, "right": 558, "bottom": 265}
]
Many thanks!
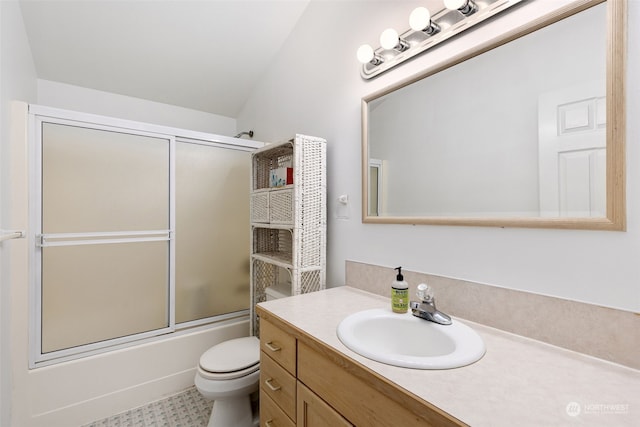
[{"left": 363, "top": 0, "right": 626, "bottom": 230}]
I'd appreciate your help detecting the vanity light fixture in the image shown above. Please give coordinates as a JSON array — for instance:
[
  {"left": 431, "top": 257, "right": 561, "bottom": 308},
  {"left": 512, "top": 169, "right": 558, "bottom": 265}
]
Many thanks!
[
  {"left": 444, "top": 0, "right": 478, "bottom": 17},
  {"left": 357, "top": 0, "right": 523, "bottom": 79}
]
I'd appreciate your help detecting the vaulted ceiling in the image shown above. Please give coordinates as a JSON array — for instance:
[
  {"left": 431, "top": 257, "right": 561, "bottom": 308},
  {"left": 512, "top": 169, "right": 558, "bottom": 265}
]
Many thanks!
[{"left": 20, "top": 0, "right": 311, "bottom": 118}]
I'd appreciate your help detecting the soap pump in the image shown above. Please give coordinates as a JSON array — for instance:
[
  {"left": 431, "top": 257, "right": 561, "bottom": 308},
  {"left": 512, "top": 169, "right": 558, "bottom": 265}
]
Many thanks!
[{"left": 391, "top": 266, "right": 409, "bottom": 313}]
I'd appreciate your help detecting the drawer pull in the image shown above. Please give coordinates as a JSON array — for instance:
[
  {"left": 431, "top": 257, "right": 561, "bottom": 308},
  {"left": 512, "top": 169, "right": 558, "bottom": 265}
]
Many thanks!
[
  {"left": 265, "top": 341, "right": 281, "bottom": 352},
  {"left": 265, "top": 421, "right": 275, "bottom": 427},
  {"left": 265, "top": 378, "right": 281, "bottom": 392}
]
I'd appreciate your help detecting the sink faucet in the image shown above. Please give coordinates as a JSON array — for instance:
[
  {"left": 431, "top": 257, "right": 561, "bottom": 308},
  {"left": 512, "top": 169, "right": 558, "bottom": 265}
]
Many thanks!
[{"left": 410, "top": 284, "right": 452, "bottom": 325}]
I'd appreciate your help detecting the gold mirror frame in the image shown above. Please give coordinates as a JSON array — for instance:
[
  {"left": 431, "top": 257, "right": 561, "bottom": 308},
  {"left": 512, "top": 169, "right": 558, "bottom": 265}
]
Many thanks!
[{"left": 362, "top": 0, "right": 626, "bottom": 230}]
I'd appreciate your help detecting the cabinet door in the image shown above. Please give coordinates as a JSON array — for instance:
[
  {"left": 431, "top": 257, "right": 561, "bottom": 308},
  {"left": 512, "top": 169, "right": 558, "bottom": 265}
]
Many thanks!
[{"left": 297, "top": 382, "right": 353, "bottom": 427}]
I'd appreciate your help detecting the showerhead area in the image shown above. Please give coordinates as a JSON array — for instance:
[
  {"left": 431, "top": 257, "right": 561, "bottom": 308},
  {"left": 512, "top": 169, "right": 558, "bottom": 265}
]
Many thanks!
[{"left": 234, "top": 130, "right": 254, "bottom": 139}]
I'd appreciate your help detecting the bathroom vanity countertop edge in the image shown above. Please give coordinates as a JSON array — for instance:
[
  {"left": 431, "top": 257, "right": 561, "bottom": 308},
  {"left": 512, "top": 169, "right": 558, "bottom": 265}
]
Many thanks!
[{"left": 256, "top": 286, "right": 640, "bottom": 427}]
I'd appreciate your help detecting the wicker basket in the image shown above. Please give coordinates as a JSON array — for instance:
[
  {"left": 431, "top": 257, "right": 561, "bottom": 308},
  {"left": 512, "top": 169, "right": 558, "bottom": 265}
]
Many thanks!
[
  {"left": 250, "top": 192, "right": 269, "bottom": 223},
  {"left": 269, "top": 188, "right": 294, "bottom": 224}
]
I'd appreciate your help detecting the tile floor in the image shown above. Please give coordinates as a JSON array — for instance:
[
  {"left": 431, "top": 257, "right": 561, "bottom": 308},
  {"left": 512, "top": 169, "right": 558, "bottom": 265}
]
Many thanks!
[
  {"left": 82, "top": 387, "right": 213, "bottom": 427},
  {"left": 83, "top": 387, "right": 260, "bottom": 427}
]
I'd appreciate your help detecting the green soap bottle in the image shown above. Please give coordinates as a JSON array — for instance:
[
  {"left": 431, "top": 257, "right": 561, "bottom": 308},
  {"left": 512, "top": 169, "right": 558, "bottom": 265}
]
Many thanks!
[{"left": 391, "top": 266, "right": 409, "bottom": 313}]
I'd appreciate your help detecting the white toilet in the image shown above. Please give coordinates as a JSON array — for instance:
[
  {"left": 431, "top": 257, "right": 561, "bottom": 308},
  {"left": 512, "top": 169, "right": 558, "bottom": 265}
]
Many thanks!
[{"left": 195, "top": 336, "right": 261, "bottom": 427}]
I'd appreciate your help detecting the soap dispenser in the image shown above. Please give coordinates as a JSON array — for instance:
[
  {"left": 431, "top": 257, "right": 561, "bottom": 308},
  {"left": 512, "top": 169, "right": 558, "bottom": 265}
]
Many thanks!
[{"left": 391, "top": 266, "right": 409, "bottom": 313}]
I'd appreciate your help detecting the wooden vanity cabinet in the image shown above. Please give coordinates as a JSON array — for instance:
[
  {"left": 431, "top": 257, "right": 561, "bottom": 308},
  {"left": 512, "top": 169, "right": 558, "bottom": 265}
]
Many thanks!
[{"left": 258, "top": 315, "right": 464, "bottom": 427}]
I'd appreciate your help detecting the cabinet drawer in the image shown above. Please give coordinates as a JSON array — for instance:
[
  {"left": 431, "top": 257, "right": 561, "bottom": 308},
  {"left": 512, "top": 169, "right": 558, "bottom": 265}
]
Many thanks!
[
  {"left": 261, "top": 389, "right": 296, "bottom": 427},
  {"left": 261, "top": 351, "right": 296, "bottom": 420},
  {"left": 260, "top": 319, "right": 296, "bottom": 375}
]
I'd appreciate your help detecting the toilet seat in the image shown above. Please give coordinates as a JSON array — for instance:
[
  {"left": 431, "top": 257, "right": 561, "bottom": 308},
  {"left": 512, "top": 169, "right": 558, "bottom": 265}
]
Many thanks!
[
  {"left": 197, "top": 363, "right": 259, "bottom": 381},
  {"left": 198, "top": 336, "right": 260, "bottom": 380}
]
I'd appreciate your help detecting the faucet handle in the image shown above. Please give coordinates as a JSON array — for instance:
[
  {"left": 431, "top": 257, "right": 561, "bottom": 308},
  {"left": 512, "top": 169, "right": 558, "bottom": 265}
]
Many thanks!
[{"left": 416, "top": 283, "right": 434, "bottom": 302}]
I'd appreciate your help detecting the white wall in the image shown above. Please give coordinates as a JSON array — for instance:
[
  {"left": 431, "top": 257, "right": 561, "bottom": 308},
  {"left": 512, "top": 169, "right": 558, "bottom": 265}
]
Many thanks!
[
  {"left": 37, "top": 79, "right": 237, "bottom": 136},
  {"left": 1, "top": 2, "right": 37, "bottom": 426},
  {"left": 237, "top": 0, "right": 640, "bottom": 312}
]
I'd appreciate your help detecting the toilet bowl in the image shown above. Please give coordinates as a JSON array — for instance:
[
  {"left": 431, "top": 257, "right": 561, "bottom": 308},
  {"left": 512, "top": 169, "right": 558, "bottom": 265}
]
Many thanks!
[{"left": 195, "top": 336, "right": 260, "bottom": 427}]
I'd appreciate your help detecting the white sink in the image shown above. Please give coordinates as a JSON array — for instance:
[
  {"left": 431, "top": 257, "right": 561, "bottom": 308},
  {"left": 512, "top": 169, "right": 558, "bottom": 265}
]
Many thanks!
[{"left": 336, "top": 308, "right": 485, "bottom": 369}]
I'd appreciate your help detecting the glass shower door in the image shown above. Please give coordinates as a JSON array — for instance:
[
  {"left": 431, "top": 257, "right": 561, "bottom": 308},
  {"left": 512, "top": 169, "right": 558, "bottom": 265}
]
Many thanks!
[
  {"left": 39, "top": 122, "right": 171, "bottom": 354},
  {"left": 175, "top": 141, "right": 251, "bottom": 324}
]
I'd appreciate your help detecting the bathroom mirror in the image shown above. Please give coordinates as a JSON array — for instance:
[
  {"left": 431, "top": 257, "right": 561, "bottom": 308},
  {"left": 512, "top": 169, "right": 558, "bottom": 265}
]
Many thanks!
[{"left": 362, "top": 0, "right": 626, "bottom": 230}]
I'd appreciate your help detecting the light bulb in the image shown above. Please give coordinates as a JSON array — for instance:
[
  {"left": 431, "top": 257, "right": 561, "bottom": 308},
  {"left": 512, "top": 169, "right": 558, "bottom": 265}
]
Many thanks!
[
  {"left": 409, "top": 7, "right": 432, "bottom": 31},
  {"left": 445, "top": 0, "right": 477, "bottom": 16},
  {"left": 380, "top": 28, "right": 400, "bottom": 50},
  {"left": 444, "top": 0, "right": 467, "bottom": 10},
  {"left": 356, "top": 44, "right": 374, "bottom": 64}
]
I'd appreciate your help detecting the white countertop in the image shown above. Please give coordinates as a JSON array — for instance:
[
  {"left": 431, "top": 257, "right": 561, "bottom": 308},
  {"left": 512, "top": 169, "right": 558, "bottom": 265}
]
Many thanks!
[{"left": 257, "top": 286, "right": 640, "bottom": 427}]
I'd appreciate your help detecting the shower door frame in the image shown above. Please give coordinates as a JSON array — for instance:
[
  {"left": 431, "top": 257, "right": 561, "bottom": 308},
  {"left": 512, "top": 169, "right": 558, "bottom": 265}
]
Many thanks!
[{"left": 28, "top": 105, "right": 262, "bottom": 368}]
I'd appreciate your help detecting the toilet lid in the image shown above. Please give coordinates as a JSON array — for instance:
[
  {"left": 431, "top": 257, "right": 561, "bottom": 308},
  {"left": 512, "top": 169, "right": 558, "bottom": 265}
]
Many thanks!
[
  {"left": 199, "top": 336, "right": 260, "bottom": 374},
  {"left": 197, "top": 363, "right": 259, "bottom": 381}
]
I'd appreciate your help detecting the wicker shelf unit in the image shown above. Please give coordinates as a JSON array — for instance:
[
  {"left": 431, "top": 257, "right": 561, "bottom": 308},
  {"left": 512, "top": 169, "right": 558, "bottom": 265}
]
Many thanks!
[{"left": 249, "top": 134, "right": 326, "bottom": 335}]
